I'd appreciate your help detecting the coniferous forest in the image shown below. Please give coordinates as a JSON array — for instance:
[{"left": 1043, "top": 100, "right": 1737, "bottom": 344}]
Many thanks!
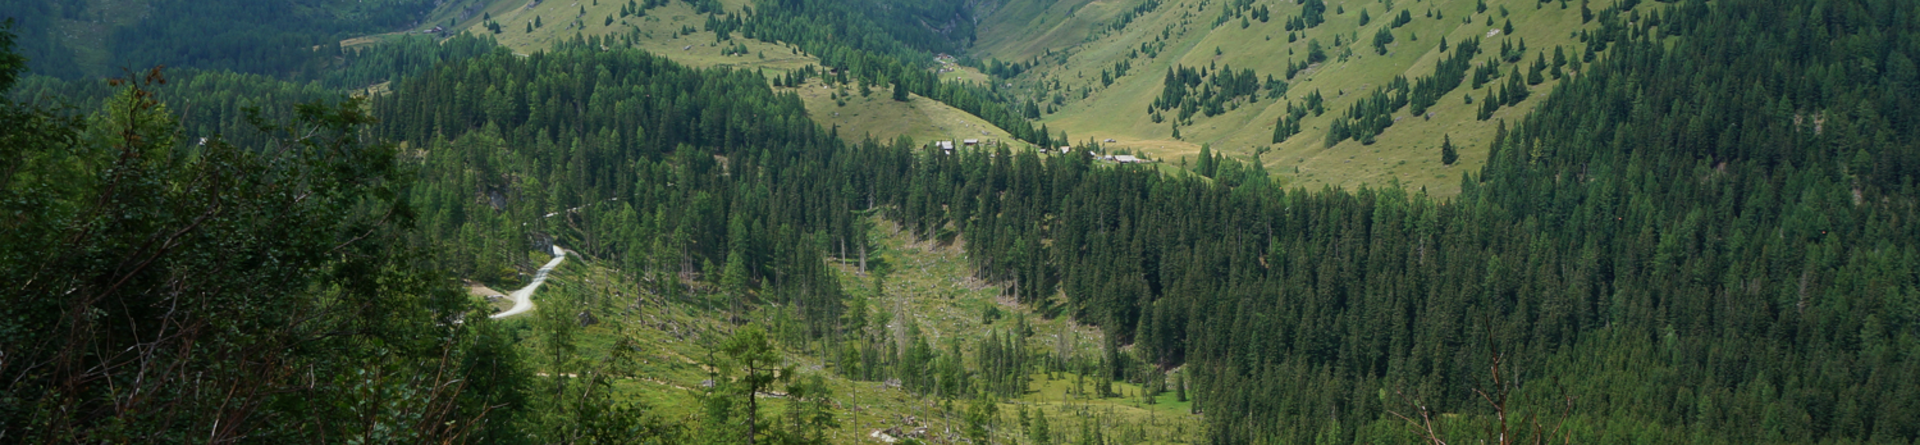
[{"left": 3, "top": 0, "right": 1919, "bottom": 443}]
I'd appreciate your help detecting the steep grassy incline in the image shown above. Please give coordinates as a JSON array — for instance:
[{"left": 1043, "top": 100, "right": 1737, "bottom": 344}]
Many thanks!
[{"left": 972, "top": 0, "right": 1622, "bottom": 195}]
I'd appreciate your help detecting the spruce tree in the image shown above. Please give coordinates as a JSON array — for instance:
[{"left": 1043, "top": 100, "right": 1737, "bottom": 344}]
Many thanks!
[
  {"left": 1528, "top": 53, "right": 1547, "bottom": 85},
  {"left": 1030, "top": 408, "right": 1052, "bottom": 445}
]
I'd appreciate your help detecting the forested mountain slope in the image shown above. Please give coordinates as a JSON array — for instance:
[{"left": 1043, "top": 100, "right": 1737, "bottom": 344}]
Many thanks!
[
  {"left": 4, "top": 0, "right": 1919, "bottom": 443},
  {"left": 886, "top": 0, "right": 1920, "bottom": 441},
  {"left": 0, "top": 0, "right": 467, "bottom": 78},
  {"left": 1, "top": 31, "right": 890, "bottom": 442}
]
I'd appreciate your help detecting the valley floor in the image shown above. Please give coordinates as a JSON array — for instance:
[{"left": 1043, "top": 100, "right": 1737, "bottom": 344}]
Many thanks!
[{"left": 491, "top": 218, "right": 1203, "bottom": 443}]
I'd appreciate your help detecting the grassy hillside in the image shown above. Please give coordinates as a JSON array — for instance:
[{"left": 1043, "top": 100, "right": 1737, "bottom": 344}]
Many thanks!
[
  {"left": 448, "top": 0, "right": 801, "bottom": 69},
  {"left": 481, "top": 220, "right": 1200, "bottom": 443},
  {"left": 972, "top": 0, "right": 1627, "bottom": 195},
  {"left": 419, "top": 0, "right": 1020, "bottom": 148},
  {"left": 789, "top": 77, "right": 1022, "bottom": 147}
]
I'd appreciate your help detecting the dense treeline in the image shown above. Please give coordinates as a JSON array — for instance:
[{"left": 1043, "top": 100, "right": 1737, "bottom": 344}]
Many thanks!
[
  {"left": 10, "top": 68, "right": 340, "bottom": 149},
  {"left": 0, "top": 5, "right": 83, "bottom": 78},
  {"left": 0, "top": 28, "right": 864, "bottom": 443},
  {"left": 0, "top": 0, "right": 444, "bottom": 78},
  {"left": 316, "top": 33, "right": 502, "bottom": 89},
  {"left": 742, "top": 0, "right": 975, "bottom": 61},
  {"left": 374, "top": 37, "right": 1078, "bottom": 437},
  {"left": 7, "top": 33, "right": 502, "bottom": 148},
  {"left": 113, "top": 0, "right": 438, "bottom": 75},
  {"left": 0, "top": 50, "right": 512, "bottom": 442},
  {"left": 375, "top": 37, "right": 869, "bottom": 340},
  {"left": 860, "top": 0, "right": 1920, "bottom": 443},
  {"left": 365, "top": 33, "right": 1099, "bottom": 411},
  {"left": 9, "top": 0, "right": 1920, "bottom": 442}
]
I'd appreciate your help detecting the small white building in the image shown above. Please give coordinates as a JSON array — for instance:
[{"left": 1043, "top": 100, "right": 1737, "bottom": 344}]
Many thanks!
[{"left": 963, "top": 139, "right": 980, "bottom": 147}]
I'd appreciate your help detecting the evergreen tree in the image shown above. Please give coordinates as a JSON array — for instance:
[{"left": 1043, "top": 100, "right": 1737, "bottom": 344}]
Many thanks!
[
  {"left": 716, "top": 325, "right": 787, "bottom": 445},
  {"left": 1030, "top": 408, "right": 1053, "bottom": 445}
]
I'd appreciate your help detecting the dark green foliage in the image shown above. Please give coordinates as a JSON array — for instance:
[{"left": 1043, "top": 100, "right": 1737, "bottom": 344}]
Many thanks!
[
  {"left": 9, "top": 1, "right": 1920, "bottom": 444},
  {"left": 1302, "top": 0, "right": 1328, "bottom": 28},
  {"left": 1372, "top": 27, "right": 1395, "bottom": 55},
  {"left": 1551, "top": 45, "right": 1568, "bottom": 79},
  {"left": 867, "top": 1, "right": 1920, "bottom": 443},
  {"left": 1502, "top": 66, "right": 1529, "bottom": 105},
  {"left": 1, "top": 0, "right": 440, "bottom": 78},
  {"left": 1331, "top": 34, "right": 1487, "bottom": 145},
  {"left": 975, "top": 322, "right": 1035, "bottom": 398},
  {"left": 0, "top": 63, "right": 487, "bottom": 441},
  {"left": 1150, "top": 64, "right": 1266, "bottom": 120},
  {"left": 378, "top": 39, "right": 870, "bottom": 345},
  {"left": 741, "top": 0, "right": 974, "bottom": 61},
  {"left": 837, "top": 0, "right": 1920, "bottom": 443},
  {"left": 1528, "top": 52, "right": 1548, "bottom": 85},
  {"left": 1272, "top": 110, "right": 1302, "bottom": 143},
  {"left": 735, "top": 0, "right": 1048, "bottom": 145},
  {"left": 0, "top": 20, "right": 26, "bottom": 84},
  {"left": 713, "top": 325, "right": 787, "bottom": 444}
]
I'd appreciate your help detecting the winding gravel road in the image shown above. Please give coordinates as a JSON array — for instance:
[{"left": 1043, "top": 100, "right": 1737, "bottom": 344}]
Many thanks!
[{"left": 492, "top": 245, "right": 567, "bottom": 319}]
